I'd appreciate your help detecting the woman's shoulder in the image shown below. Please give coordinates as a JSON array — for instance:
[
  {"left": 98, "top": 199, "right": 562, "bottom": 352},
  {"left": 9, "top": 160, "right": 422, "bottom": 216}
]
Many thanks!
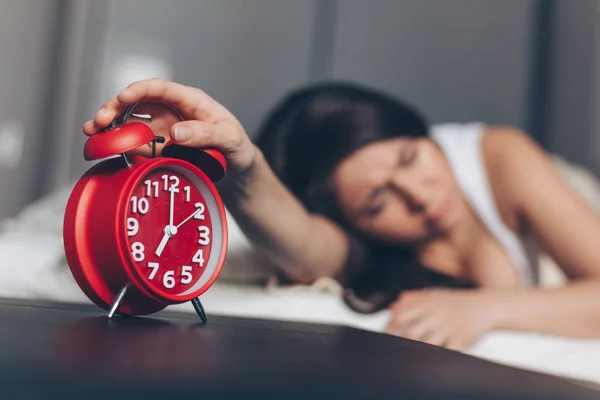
[
  {"left": 431, "top": 122, "right": 541, "bottom": 188},
  {"left": 432, "top": 122, "right": 538, "bottom": 188},
  {"left": 432, "top": 123, "right": 532, "bottom": 153},
  {"left": 480, "top": 125, "right": 547, "bottom": 231},
  {"left": 480, "top": 125, "right": 541, "bottom": 175}
]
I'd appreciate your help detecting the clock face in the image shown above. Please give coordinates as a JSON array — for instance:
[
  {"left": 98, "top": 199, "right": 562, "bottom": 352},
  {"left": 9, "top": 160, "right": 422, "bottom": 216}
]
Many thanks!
[{"left": 124, "top": 165, "right": 223, "bottom": 299}]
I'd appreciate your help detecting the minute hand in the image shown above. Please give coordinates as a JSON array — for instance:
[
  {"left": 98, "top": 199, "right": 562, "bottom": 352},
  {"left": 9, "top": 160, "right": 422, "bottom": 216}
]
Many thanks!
[
  {"left": 169, "top": 186, "right": 175, "bottom": 227},
  {"left": 176, "top": 208, "right": 201, "bottom": 229}
]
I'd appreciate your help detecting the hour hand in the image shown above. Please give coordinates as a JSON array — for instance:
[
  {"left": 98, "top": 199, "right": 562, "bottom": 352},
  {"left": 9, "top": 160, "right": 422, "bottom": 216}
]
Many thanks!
[
  {"left": 155, "top": 231, "right": 170, "bottom": 257},
  {"left": 155, "top": 225, "right": 178, "bottom": 257}
]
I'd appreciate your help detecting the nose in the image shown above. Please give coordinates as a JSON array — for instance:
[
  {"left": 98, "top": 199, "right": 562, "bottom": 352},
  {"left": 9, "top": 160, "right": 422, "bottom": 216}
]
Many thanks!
[{"left": 390, "top": 170, "right": 428, "bottom": 211}]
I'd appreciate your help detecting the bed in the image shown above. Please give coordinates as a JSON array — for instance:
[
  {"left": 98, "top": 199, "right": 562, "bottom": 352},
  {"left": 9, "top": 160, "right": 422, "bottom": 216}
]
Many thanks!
[{"left": 2, "top": 154, "right": 600, "bottom": 385}]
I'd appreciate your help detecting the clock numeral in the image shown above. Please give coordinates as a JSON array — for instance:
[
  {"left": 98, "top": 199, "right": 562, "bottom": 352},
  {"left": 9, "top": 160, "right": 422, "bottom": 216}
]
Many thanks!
[
  {"left": 198, "top": 226, "right": 210, "bottom": 245},
  {"left": 181, "top": 265, "right": 192, "bottom": 284},
  {"left": 127, "top": 217, "right": 139, "bottom": 236},
  {"left": 130, "top": 196, "right": 149, "bottom": 215},
  {"left": 163, "top": 270, "right": 175, "bottom": 289},
  {"left": 192, "top": 249, "right": 205, "bottom": 267},
  {"left": 131, "top": 242, "right": 145, "bottom": 262},
  {"left": 144, "top": 180, "right": 160, "bottom": 198},
  {"left": 162, "top": 267, "right": 193, "bottom": 288},
  {"left": 194, "top": 202, "right": 205, "bottom": 220},
  {"left": 184, "top": 186, "right": 191, "bottom": 203},
  {"left": 148, "top": 262, "right": 159, "bottom": 280},
  {"left": 162, "top": 174, "right": 180, "bottom": 192}
]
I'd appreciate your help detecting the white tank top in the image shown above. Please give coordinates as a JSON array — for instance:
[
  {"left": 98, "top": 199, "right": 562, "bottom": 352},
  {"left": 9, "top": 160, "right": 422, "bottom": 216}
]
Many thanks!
[{"left": 430, "top": 123, "right": 539, "bottom": 286}]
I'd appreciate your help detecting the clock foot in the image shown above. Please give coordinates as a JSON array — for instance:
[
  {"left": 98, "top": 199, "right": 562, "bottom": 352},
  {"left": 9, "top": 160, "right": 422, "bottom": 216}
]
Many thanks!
[
  {"left": 191, "top": 297, "right": 208, "bottom": 323},
  {"left": 108, "top": 285, "right": 128, "bottom": 318}
]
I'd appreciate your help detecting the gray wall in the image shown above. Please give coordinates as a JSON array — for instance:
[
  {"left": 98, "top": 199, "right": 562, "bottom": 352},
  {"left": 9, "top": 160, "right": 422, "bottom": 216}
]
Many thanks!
[
  {"left": 86, "top": 0, "right": 537, "bottom": 147},
  {"left": 0, "top": 0, "right": 61, "bottom": 220},
  {"left": 330, "top": 0, "right": 536, "bottom": 128},
  {"left": 545, "top": 0, "right": 598, "bottom": 171}
]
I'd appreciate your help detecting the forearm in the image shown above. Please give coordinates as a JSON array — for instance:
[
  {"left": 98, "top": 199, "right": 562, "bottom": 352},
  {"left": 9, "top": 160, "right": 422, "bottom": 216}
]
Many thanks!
[
  {"left": 217, "top": 148, "right": 348, "bottom": 283},
  {"left": 491, "top": 280, "right": 600, "bottom": 337}
]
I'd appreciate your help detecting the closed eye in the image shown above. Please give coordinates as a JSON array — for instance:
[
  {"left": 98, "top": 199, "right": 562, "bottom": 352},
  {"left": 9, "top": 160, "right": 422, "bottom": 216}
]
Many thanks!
[
  {"left": 398, "top": 145, "right": 417, "bottom": 166},
  {"left": 363, "top": 202, "right": 384, "bottom": 218},
  {"left": 359, "top": 185, "right": 389, "bottom": 218}
]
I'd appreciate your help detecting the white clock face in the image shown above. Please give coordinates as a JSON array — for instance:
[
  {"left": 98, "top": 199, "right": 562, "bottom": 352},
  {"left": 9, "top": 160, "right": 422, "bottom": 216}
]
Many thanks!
[{"left": 124, "top": 165, "right": 224, "bottom": 298}]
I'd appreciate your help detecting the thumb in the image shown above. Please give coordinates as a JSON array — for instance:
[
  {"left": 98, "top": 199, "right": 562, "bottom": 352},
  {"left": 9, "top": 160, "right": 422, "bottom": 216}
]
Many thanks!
[{"left": 170, "top": 120, "right": 215, "bottom": 148}]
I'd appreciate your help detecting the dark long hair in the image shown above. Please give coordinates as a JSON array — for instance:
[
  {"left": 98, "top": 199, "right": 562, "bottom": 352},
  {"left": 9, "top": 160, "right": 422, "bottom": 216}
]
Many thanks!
[{"left": 255, "top": 82, "right": 473, "bottom": 313}]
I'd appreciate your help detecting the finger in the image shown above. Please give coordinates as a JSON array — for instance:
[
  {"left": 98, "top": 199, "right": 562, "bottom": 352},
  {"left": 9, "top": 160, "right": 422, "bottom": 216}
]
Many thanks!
[
  {"left": 82, "top": 119, "right": 95, "bottom": 135},
  {"left": 419, "top": 326, "right": 452, "bottom": 347},
  {"left": 401, "top": 320, "right": 437, "bottom": 343},
  {"left": 385, "top": 312, "right": 402, "bottom": 335},
  {"left": 445, "top": 330, "right": 478, "bottom": 352},
  {"left": 385, "top": 306, "right": 427, "bottom": 335},
  {"left": 170, "top": 120, "right": 217, "bottom": 148},
  {"left": 117, "top": 78, "right": 227, "bottom": 122},
  {"left": 83, "top": 96, "right": 129, "bottom": 135},
  {"left": 170, "top": 120, "right": 245, "bottom": 152},
  {"left": 388, "top": 299, "right": 427, "bottom": 330},
  {"left": 87, "top": 80, "right": 173, "bottom": 134}
]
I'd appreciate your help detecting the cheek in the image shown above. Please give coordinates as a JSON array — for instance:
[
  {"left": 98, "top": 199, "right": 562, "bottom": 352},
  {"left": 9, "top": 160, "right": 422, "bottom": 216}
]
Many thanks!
[
  {"left": 418, "top": 143, "right": 447, "bottom": 175},
  {"left": 433, "top": 156, "right": 455, "bottom": 185}
]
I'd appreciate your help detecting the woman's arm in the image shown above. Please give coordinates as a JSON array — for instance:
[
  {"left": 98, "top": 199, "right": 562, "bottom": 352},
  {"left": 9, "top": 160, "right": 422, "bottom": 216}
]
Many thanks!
[
  {"left": 484, "top": 127, "right": 600, "bottom": 336},
  {"left": 491, "top": 280, "right": 600, "bottom": 337},
  {"left": 384, "top": 281, "right": 600, "bottom": 351},
  {"left": 85, "top": 78, "right": 349, "bottom": 284},
  {"left": 218, "top": 149, "right": 349, "bottom": 283}
]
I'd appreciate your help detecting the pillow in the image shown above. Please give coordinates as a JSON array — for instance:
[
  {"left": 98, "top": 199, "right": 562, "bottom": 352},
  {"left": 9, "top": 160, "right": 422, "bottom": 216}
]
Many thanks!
[{"left": 216, "top": 209, "right": 278, "bottom": 284}]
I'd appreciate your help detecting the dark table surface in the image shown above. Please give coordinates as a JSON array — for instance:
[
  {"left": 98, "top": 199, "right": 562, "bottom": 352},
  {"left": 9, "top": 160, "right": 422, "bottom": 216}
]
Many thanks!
[{"left": 0, "top": 297, "right": 598, "bottom": 399}]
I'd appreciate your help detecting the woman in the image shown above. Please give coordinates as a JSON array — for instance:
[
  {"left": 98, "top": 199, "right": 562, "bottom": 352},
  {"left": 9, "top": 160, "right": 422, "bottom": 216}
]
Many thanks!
[{"left": 84, "top": 78, "right": 600, "bottom": 350}]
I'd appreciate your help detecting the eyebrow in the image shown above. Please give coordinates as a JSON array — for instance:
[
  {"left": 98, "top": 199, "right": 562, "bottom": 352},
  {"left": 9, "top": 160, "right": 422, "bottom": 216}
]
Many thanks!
[{"left": 358, "top": 185, "right": 388, "bottom": 214}]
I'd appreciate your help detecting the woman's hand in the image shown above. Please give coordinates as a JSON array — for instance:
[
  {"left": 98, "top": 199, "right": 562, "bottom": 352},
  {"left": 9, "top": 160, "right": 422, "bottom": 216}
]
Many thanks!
[
  {"left": 385, "top": 288, "right": 503, "bottom": 351},
  {"left": 83, "top": 78, "right": 258, "bottom": 177}
]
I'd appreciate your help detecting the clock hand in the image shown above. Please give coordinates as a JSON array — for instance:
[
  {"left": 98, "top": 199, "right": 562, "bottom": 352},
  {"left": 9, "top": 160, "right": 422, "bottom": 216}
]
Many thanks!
[
  {"left": 155, "top": 231, "right": 170, "bottom": 257},
  {"left": 169, "top": 186, "right": 175, "bottom": 228},
  {"left": 176, "top": 208, "right": 200, "bottom": 229},
  {"left": 157, "top": 186, "right": 177, "bottom": 258},
  {"left": 155, "top": 225, "right": 178, "bottom": 257}
]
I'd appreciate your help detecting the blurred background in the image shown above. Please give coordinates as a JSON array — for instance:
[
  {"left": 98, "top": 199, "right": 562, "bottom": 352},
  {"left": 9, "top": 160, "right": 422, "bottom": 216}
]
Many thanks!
[{"left": 1, "top": 0, "right": 599, "bottom": 220}]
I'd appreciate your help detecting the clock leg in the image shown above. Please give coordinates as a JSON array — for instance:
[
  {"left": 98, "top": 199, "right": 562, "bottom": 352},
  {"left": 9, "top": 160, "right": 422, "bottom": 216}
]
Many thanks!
[
  {"left": 191, "top": 297, "right": 208, "bottom": 323},
  {"left": 108, "top": 285, "right": 128, "bottom": 318}
]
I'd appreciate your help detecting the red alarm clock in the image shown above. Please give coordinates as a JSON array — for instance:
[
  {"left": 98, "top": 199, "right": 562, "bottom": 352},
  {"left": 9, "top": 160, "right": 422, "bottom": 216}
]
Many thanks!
[{"left": 63, "top": 103, "right": 228, "bottom": 322}]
